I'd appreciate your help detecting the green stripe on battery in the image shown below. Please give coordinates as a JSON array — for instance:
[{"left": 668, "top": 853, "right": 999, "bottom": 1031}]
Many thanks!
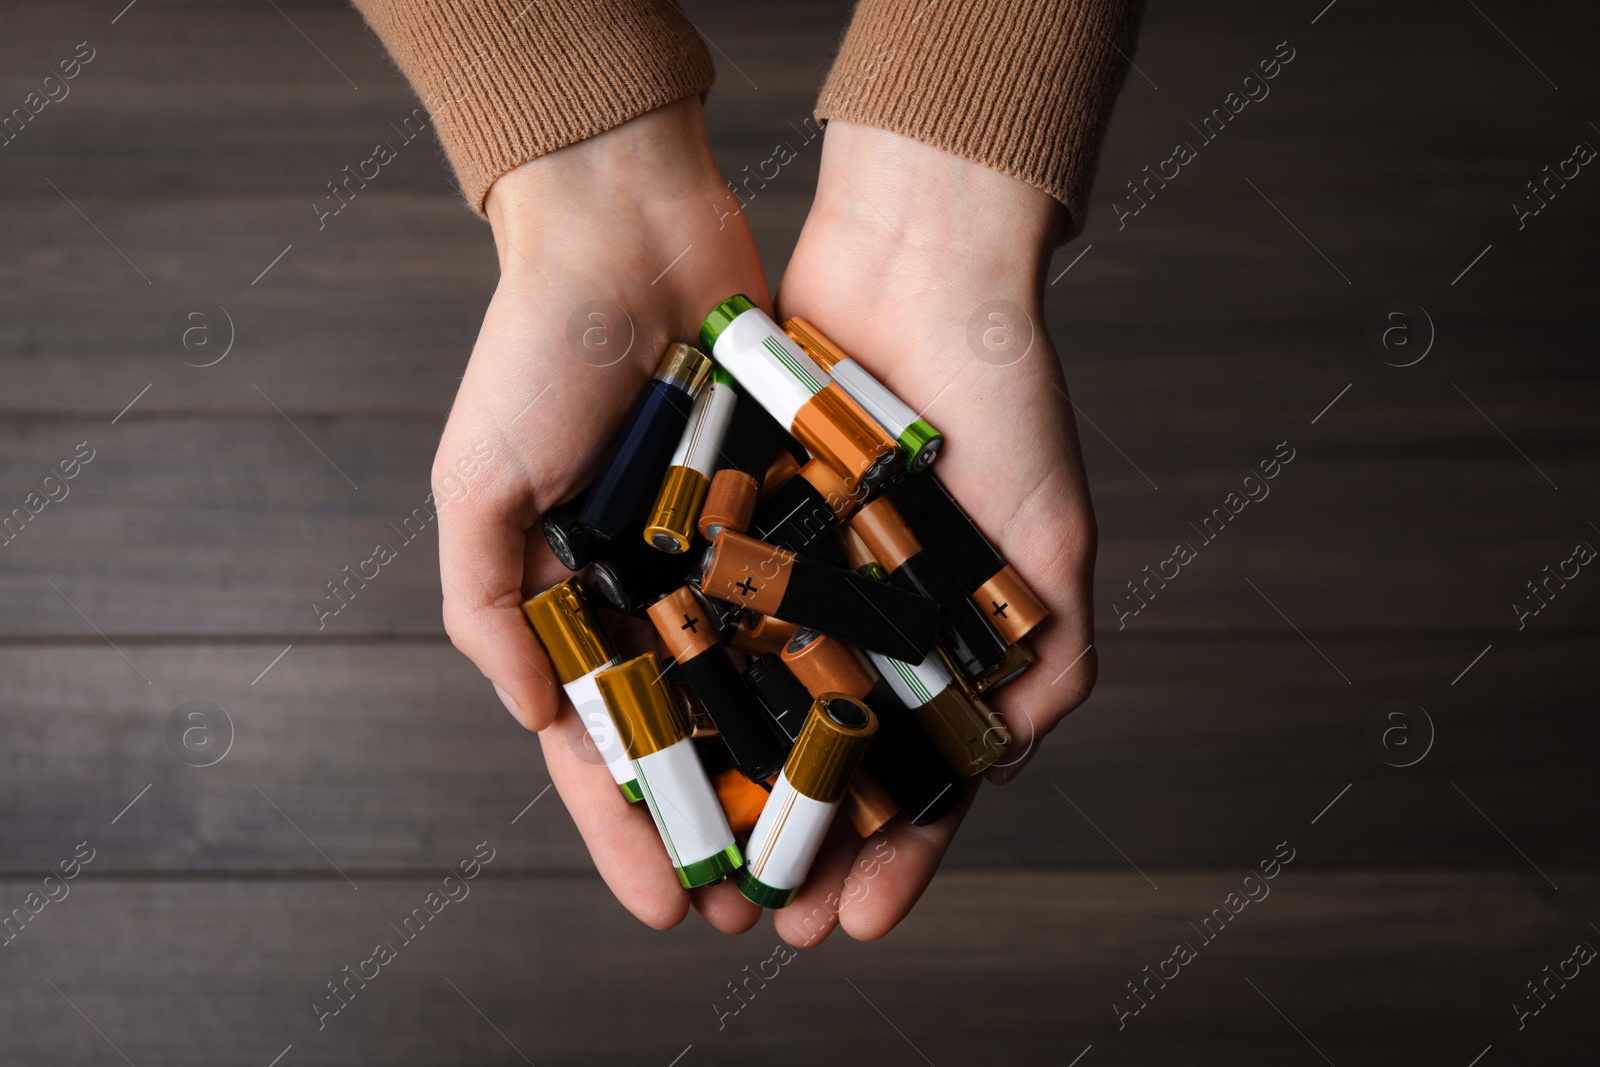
[
  {"left": 761, "top": 335, "right": 823, "bottom": 394},
  {"left": 890, "top": 658, "right": 934, "bottom": 705}
]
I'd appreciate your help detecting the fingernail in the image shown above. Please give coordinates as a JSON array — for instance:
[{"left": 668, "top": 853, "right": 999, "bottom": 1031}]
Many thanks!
[{"left": 492, "top": 681, "right": 524, "bottom": 721}]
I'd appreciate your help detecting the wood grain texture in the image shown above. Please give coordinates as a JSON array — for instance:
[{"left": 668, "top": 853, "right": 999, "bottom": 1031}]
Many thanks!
[
  {"left": 1, "top": 415, "right": 1594, "bottom": 636},
  {"left": 3, "top": 639, "right": 1594, "bottom": 872},
  {"left": 0, "top": 871, "right": 1594, "bottom": 1066},
  {"left": 1, "top": 0, "right": 1596, "bottom": 1063}
]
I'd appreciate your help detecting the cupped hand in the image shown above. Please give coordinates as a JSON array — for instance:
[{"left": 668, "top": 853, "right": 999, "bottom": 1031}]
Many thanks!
[
  {"left": 435, "top": 96, "right": 767, "bottom": 934},
  {"left": 768, "top": 120, "right": 1098, "bottom": 947}
]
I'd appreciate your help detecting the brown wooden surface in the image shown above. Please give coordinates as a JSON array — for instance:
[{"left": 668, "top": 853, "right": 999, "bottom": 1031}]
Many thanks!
[
  {"left": 2, "top": 0, "right": 1597, "bottom": 1062},
  {"left": 1, "top": 872, "right": 1595, "bottom": 1066},
  {"left": 1, "top": 638, "right": 1595, "bottom": 871}
]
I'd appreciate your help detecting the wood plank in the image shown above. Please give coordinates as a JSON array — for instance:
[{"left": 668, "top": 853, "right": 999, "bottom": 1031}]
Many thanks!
[
  {"left": 3, "top": 639, "right": 1594, "bottom": 872},
  {"left": 0, "top": 0, "right": 843, "bottom": 192},
  {"left": 2, "top": 2, "right": 1595, "bottom": 417},
  {"left": 0, "top": 870, "right": 1594, "bottom": 1065},
  {"left": 1, "top": 183, "right": 1592, "bottom": 419},
  {"left": 1, "top": 416, "right": 1595, "bottom": 636}
]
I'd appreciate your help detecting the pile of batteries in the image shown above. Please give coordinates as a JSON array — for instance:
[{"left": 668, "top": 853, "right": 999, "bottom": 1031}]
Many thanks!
[{"left": 520, "top": 295, "right": 1047, "bottom": 909}]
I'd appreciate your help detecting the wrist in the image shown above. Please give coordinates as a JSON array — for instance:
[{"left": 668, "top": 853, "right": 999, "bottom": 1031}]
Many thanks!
[
  {"left": 484, "top": 97, "right": 727, "bottom": 263},
  {"left": 806, "top": 120, "right": 1063, "bottom": 297}
]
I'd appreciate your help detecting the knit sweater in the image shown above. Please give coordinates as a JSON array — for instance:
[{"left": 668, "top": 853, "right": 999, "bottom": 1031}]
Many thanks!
[{"left": 351, "top": 0, "right": 1140, "bottom": 235}]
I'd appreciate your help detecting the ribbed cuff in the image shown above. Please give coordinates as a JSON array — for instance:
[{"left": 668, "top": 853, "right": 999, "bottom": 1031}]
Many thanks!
[
  {"left": 353, "top": 0, "right": 716, "bottom": 214},
  {"left": 816, "top": 0, "right": 1142, "bottom": 238}
]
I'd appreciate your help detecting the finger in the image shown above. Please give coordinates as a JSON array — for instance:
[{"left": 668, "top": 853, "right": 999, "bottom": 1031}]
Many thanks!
[
  {"left": 690, "top": 879, "right": 763, "bottom": 935},
  {"left": 538, "top": 704, "right": 690, "bottom": 930},
  {"left": 771, "top": 819, "right": 867, "bottom": 948},
  {"left": 439, "top": 277, "right": 652, "bottom": 731},
  {"left": 435, "top": 474, "right": 561, "bottom": 732},
  {"left": 836, "top": 784, "right": 978, "bottom": 941}
]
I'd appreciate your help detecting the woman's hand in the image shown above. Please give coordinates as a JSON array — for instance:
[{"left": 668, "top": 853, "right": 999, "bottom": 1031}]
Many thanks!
[
  {"left": 769, "top": 120, "right": 1098, "bottom": 946},
  {"left": 435, "top": 96, "right": 768, "bottom": 934}
]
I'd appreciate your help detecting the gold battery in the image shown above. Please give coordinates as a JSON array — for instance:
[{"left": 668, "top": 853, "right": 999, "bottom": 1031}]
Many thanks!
[
  {"left": 643, "top": 465, "right": 710, "bottom": 554},
  {"left": 657, "top": 342, "right": 713, "bottom": 393},
  {"left": 914, "top": 654, "right": 1011, "bottom": 776},
  {"left": 785, "top": 695, "right": 878, "bottom": 803},
  {"left": 520, "top": 578, "right": 613, "bottom": 683},
  {"left": 594, "top": 653, "right": 687, "bottom": 760}
]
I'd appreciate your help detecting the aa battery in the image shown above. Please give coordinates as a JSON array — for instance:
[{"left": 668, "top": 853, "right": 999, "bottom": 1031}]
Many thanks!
[
  {"left": 520, "top": 580, "right": 642, "bottom": 802},
  {"left": 886, "top": 472, "right": 1049, "bottom": 644},
  {"left": 591, "top": 530, "right": 701, "bottom": 617},
  {"left": 595, "top": 653, "right": 742, "bottom": 888},
  {"left": 851, "top": 496, "right": 1009, "bottom": 684},
  {"left": 744, "top": 654, "right": 898, "bottom": 836},
  {"left": 699, "top": 383, "right": 783, "bottom": 540},
  {"left": 729, "top": 611, "right": 801, "bottom": 657},
  {"left": 699, "top": 529, "right": 938, "bottom": 664},
  {"left": 783, "top": 316, "right": 942, "bottom": 473},
  {"left": 645, "top": 366, "right": 739, "bottom": 553},
  {"left": 544, "top": 343, "right": 710, "bottom": 570},
  {"left": 748, "top": 456, "right": 861, "bottom": 553},
  {"left": 735, "top": 694, "right": 878, "bottom": 908},
  {"left": 865, "top": 646, "right": 1009, "bottom": 777},
  {"left": 781, "top": 630, "right": 963, "bottom": 825},
  {"left": 647, "top": 587, "right": 788, "bottom": 783},
  {"left": 701, "top": 296, "right": 898, "bottom": 492}
]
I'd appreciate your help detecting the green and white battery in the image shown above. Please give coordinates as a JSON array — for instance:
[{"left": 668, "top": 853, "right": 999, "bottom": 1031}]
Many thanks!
[
  {"left": 783, "top": 314, "right": 943, "bottom": 473},
  {"left": 735, "top": 694, "right": 878, "bottom": 908},
  {"left": 596, "top": 653, "right": 743, "bottom": 888}
]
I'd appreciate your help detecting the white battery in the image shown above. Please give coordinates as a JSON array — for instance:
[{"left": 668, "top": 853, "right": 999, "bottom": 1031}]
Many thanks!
[
  {"left": 634, "top": 736, "right": 738, "bottom": 874},
  {"left": 565, "top": 662, "right": 637, "bottom": 790},
  {"left": 711, "top": 306, "right": 830, "bottom": 428},
  {"left": 742, "top": 773, "right": 839, "bottom": 893}
]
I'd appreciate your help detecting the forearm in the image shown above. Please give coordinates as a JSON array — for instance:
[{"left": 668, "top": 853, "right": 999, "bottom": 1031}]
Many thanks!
[
  {"left": 816, "top": 0, "right": 1144, "bottom": 239},
  {"left": 351, "top": 0, "right": 715, "bottom": 214}
]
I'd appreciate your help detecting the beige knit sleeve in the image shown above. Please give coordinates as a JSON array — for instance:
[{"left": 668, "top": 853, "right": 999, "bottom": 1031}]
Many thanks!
[
  {"left": 351, "top": 0, "right": 715, "bottom": 214},
  {"left": 816, "top": 0, "right": 1143, "bottom": 237}
]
